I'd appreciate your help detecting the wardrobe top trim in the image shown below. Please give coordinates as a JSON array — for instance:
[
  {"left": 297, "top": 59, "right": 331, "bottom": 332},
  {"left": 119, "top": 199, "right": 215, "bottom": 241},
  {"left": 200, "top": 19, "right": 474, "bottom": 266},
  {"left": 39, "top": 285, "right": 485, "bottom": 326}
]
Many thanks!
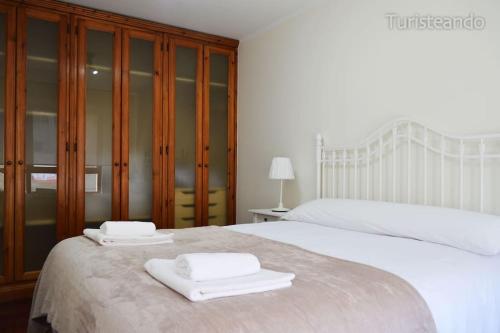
[{"left": 12, "top": 0, "right": 239, "bottom": 48}]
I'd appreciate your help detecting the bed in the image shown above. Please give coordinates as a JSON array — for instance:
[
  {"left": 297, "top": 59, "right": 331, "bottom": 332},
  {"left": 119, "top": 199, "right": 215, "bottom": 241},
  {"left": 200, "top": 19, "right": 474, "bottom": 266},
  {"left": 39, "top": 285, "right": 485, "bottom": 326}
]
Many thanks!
[
  {"left": 228, "top": 221, "right": 500, "bottom": 333},
  {"left": 29, "top": 119, "right": 500, "bottom": 333}
]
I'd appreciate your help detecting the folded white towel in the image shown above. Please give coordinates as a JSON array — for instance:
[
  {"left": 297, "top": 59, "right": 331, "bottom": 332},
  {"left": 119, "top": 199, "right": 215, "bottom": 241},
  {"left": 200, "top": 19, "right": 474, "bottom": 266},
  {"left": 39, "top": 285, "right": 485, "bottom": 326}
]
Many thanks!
[
  {"left": 84, "top": 229, "right": 173, "bottom": 246},
  {"left": 175, "top": 253, "right": 261, "bottom": 281},
  {"left": 99, "top": 221, "right": 156, "bottom": 237},
  {"left": 145, "top": 258, "right": 295, "bottom": 302}
]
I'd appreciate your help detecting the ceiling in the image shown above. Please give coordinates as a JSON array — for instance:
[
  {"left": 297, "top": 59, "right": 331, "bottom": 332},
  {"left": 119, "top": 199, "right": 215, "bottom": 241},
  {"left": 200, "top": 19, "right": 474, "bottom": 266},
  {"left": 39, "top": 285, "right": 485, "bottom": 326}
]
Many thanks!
[{"left": 64, "top": 0, "right": 325, "bottom": 40}]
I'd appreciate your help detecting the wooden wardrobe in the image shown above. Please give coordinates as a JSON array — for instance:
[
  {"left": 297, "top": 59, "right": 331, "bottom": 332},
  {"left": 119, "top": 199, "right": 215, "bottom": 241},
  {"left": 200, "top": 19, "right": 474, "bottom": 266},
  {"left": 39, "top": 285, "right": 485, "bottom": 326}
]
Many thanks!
[{"left": 0, "top": 0, "right": 238, "bottom": 301}]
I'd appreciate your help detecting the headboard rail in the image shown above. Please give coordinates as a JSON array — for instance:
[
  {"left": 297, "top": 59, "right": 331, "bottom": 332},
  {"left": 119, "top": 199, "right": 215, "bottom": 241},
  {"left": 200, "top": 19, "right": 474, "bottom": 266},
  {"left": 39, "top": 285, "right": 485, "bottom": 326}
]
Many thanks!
[{"left": 316, "top": 118, "right": 500, "bottom": 214}]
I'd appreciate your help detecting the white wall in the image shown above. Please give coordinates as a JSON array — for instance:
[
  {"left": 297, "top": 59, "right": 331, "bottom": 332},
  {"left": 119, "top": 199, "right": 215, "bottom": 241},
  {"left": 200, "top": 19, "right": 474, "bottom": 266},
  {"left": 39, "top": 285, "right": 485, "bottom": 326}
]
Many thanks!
[{"left": 236, "top": 0, "right": 500, "bottom": 222}]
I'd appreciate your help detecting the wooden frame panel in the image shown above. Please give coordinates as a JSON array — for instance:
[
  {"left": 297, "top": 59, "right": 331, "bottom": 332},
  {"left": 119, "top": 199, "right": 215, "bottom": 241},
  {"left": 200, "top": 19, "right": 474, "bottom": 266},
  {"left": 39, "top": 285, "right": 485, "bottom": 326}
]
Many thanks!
[
  {"left": 120, "top": 29, "right": 162, "bottom": 225},
  {"left": 203, "top": 46, "right": 236, "bottom": 226},
  {"left": 67, "top": 14, "right": 77, "bottom": 236},
  {"left": 15, "top": 7, "right": 69, "bottom": 280},
  {"left": 120, "top": 30, "right": 129, "bottom": 220},
  {"left": 75, "top": 19, "right": 121, "bottom": 233},
  {"left": 0, "top": 3, "right": 15, "bottom": 284},
  {"left": 166, "top": 38, "right": 204, "bottom": 228},
  {"left": 160, "top": 35, "right": 168, "bottom": 229}
]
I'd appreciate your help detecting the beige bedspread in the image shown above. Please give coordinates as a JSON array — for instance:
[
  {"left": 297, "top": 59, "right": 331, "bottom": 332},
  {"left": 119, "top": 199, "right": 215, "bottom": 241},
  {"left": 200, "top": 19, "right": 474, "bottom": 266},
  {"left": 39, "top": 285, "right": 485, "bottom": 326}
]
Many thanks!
[{"left": 29, "top": 226, "right": 436, "bottom": 333}]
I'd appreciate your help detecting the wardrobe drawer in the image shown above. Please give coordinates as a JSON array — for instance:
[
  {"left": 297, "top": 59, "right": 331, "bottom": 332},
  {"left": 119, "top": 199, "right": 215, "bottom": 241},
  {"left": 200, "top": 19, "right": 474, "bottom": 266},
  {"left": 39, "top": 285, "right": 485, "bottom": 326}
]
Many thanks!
[
  {"left": 174, "top": 204, "right": 195, "bottom": 229},
  {"left": 175, "top": 205, "right": 195, "bottom": 219},
  {"left": 175, "top": 188, "right": 195, "bottom": 205},
  {"left": 175, "top": 216, "right": 195, "bottom": 229},
  {"left": 208, "top": 188, "right": 225, "bottom": 203},
  {"left": 176, "top": 188, "right": 225, "bottom": 205},
  {"left": 208, "top": 215, "right": 226, "bottom": 226},
  {"left": 175, "top": 205, "right": 225, "bottom": 219},
  {"left": 208, "top": 202, "right": 226, "bottom": 216}
]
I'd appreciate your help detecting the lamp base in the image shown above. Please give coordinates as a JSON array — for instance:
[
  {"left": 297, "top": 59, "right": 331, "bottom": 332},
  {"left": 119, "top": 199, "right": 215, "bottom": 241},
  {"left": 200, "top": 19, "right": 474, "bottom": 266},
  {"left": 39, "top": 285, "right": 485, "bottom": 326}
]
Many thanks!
[{"left": 271, "top": 207, "right": 290, "bottom": 212}]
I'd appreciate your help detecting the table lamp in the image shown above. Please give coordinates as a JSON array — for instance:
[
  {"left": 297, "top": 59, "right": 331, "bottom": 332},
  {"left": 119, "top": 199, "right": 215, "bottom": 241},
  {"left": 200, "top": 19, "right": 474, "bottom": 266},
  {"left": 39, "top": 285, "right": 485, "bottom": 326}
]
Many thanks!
[{"left": 269, "top": 157, "right": 295, "bottom": 212}]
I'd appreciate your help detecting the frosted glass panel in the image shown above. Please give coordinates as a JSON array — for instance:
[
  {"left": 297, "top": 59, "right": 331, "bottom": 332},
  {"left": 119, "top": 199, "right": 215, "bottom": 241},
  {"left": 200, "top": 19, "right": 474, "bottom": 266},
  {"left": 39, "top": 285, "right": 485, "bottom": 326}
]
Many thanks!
[
  {"left": 128, "top": 38, "right": 153, "bottom": 221},
  {"left": 174, "top": 47, "right": 197, "bottom": 228},
  {"left": 85, "top": 30, "right": 113, "bottom": 228},
  {"left": 208, "top": 54, "right": 228, "bottom": 226},
  {"left": 0, "top": 13, "right": 5, "bottom": 275},
  {"left": 24, "top": 18, "right": 58, "bottom": 271}
]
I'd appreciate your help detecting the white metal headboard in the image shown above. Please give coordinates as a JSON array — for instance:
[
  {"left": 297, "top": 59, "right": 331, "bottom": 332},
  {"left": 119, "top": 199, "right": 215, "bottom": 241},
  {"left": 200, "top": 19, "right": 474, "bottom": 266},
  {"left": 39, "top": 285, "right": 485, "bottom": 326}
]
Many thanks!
[{"left": 316, "top": 118, "right": 500, "bottom": 214}]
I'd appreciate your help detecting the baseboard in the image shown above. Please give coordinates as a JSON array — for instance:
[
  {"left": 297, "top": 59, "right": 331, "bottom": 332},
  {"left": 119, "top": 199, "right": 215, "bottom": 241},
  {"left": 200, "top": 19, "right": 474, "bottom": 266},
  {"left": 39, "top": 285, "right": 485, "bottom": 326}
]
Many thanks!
[{"left": 0, "top": 297, "right": 32, "bottom": 332}]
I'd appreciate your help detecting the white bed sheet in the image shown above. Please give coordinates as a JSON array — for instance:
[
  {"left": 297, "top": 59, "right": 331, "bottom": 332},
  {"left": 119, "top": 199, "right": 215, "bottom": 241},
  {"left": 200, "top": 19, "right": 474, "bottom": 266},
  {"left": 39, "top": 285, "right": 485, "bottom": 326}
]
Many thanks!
[{"left": 226, "top": 221, "right": 500, "bottom": 333}]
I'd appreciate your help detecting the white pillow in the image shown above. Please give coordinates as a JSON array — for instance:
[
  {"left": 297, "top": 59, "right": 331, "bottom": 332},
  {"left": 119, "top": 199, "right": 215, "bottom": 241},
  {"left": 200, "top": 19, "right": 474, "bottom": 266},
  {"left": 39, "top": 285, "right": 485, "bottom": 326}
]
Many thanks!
[{"left": 282, "top": 199, "right": 500, "bottom": 256}]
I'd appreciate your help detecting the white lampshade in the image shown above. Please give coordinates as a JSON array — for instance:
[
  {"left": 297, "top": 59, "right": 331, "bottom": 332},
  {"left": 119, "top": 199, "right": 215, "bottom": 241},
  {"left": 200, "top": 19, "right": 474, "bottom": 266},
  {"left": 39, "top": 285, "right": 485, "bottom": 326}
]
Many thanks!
[{"left": 268, "top": 157, "right": 295, "bottom": 180}]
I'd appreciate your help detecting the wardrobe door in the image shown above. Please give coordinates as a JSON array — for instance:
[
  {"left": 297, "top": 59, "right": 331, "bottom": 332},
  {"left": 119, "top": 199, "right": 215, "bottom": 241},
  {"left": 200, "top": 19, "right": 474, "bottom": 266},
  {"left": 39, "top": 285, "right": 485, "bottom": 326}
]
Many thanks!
[
  {"left": 203, "top": 47, "right": 235, "bottom": 226},
  {"left": 167, "top": 39, "right": 203, "bottom": 228},
  {"left": 76, "top": 20, "right": 121, "bottom": 231},
  {"left": 15, "top": 9, "right": 68, "bottom": 279},
  {"left": 0, "top": 4, "right": 15, "bottom": 284},
  {"left": 121, "top": 30, "right": 162, "bottom": 224}
]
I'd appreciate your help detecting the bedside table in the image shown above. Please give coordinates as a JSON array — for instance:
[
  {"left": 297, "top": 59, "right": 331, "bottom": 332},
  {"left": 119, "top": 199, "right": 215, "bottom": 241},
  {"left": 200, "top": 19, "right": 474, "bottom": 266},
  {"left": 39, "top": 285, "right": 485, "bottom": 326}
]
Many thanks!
[{"left": 248, "top": 209, "right": 287, "bottom": 223}]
